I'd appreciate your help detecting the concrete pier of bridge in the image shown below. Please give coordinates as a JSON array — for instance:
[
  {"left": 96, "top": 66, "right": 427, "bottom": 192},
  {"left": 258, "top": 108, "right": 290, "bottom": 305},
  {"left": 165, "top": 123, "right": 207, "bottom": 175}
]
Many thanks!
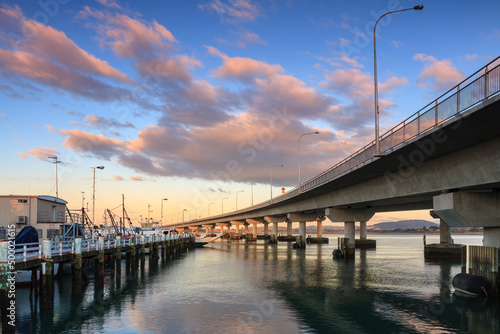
[{"left": 326, "top": 208, "right": 376, "bottom": 258}]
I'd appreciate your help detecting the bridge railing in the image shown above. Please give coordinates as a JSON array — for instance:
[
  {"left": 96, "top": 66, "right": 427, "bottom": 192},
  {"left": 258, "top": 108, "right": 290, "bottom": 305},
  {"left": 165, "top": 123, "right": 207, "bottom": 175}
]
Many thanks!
[{"left": 264, "top": 57, "right": 500, "bottom": 208}]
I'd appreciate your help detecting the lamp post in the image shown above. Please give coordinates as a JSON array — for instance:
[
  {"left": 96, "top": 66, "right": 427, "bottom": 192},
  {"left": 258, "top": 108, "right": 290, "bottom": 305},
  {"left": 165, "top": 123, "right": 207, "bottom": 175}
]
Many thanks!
[
  {"left": 270, "top": 164, "right": 284, "bottom": 204},
  {"left": 48, "top": 156, "right": 61, "bottom": 198},
  {"left": 160, "top": 198, "right": 168, "bottom": 226},
  {"left": 222, "top": 197, "right": 228, "bottom": 214},
  {"left": 236, "top": 190, "right": 244, "bottom": 210},
  {"left": 182, "top": 208, "right": 187, "bottom": 222},
  {"left": 298, "top": 132, "right": 319, "bottom": 192},
  {"left": 91, "top": 166, "right": 105, "bottom": 224},
  {"left": 374, "top": 5, "right": 424, "bottom": 156},
  {"left": 251, "top": 181, "right": 260, "bottom": 208},
  {"left": 208, "top": 202, "right": 214, "bottom": 217}
]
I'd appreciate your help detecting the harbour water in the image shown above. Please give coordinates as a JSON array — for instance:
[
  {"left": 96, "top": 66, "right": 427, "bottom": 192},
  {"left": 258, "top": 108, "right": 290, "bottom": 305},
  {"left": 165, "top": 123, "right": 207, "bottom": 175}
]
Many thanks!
[{"left": 13, "top": 234, "right": 499, "bottom": 333}]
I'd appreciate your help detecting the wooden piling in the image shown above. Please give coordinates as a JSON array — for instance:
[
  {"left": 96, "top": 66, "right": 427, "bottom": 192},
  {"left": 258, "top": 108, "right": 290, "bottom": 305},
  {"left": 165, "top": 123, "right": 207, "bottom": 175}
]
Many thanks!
[
  {"left": 72, "top": 238, "right": 83, "bottom": 295},
  {"left": 468, "top": 245, "right": 499, "bottom": 296}
]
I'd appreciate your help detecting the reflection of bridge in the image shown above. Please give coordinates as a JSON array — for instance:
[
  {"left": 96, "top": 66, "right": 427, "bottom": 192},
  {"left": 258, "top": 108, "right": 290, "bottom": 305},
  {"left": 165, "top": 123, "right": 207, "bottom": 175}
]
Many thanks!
[{"left": 168, "top": 57, "right": 500, "bottom": 253}]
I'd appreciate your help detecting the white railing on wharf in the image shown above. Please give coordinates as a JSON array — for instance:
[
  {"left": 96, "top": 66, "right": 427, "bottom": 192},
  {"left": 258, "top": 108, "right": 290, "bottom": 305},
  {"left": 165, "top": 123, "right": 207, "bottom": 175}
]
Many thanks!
[{"left": 12, "top": 233, "right": 193, "bottom": 263}]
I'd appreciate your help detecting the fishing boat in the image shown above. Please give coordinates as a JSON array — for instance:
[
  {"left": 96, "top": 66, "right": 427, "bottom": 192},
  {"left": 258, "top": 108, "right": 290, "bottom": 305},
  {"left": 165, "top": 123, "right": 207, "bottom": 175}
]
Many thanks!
[
  {"left": 195, "top": 234, "right": 220, "bottom": 247},
  {"left": 452, "top": 273, "right": 489, "bottom": 297}
]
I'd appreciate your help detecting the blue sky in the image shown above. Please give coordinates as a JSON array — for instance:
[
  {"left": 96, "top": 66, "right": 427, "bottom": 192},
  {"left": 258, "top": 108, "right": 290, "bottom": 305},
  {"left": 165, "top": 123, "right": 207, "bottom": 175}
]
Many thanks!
[{"left": 1, "top": 0, "right": 499, "bottom": 225}]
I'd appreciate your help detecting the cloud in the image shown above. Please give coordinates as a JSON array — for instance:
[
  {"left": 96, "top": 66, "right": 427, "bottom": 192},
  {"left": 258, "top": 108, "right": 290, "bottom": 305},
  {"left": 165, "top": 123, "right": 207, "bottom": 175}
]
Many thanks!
[
  {"left": 129, "top": 175, "right": 156, "bottom": 182},
  {"left": 113, "top": 175, "right": 124, "bottom": 181},
  {"left": 0, "top": 5, "right": 131, "bottom": 83},
  {"left": 85, "top": 115, "right": 135, "bottom": 129},
  {"left": 27, "top": 147, "right": 60, "bottom": 160},
  {"left": 321, "top": 68, "right": 407, "bottom": 131},
  {"left": 95, "top": 0, "right": 121, "bottom": 9},
  {"left": 18, "top": 152, "right": 27, "bottom": 159},
  {"left": 58, "top": 128, "right": 123, "bottom": 158},
  {"left": 413, "top": 53, "right": 465, "bottom": 91},
  {"left": 199, "top": 0, "right": 261, "bottom": 22},
  {"left": 208, "top": 46, "right": 283, "bottom": 81},
  {"left": 0, "top": 5, "right": 147, "bottom": 106},
  {"left": 0, "top": 49, "right": 133, "bottom": 102},
  {"left": 0, "top": 112, "right": 6, "bottom": 118}
]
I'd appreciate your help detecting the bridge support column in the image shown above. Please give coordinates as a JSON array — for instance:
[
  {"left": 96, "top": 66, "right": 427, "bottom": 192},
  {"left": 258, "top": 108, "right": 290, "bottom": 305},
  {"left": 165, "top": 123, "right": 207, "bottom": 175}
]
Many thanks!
[
  {"left": 433, "top": 192, "right": 500, "bottom": 247},
  {"left": 429, "top": 211, "right": 452, "bottom": 244},
  {"left": 263, "top": 223, "right": 269, "bottom": 236},
  {"left": 484, "top": 227, "right": 500, "bottom": 247},
  {"left": 253, "top": 223, "right": 257, "bottom": 237},
  {"left": 440, "top": 220, "right": 452, "bottom": 244},
  {"left": 317, "top": 220, "right": 323, "bottom": 238},
  {"left": 297, "top": 221, "right": 306, "bottom": 248},
  {"left": 326, "top": 208, "right": 375, "bottom": 256},
  {"left": 344, "top": 222, "right": 355, "bottom": 258},
  {"left": 359, "top": 221, "right": 367, "bottom": 240},
  {"left": 216, "top": 223, "right": 230, "bottom": 236},
  {"left": 202, "top": 225, "right": 212, "bottom": 236},
  {"left": 272, "top": 222, "right": 278, "bottom": 236},
  {"left": 244, "top": 224, "right": 249, "bottom": 234},
  {"left": 230, "top": 221, "right": 245, "bottom": 237},
  {"left": 286, "top": 221, "right": 292, "bottom": 236}
]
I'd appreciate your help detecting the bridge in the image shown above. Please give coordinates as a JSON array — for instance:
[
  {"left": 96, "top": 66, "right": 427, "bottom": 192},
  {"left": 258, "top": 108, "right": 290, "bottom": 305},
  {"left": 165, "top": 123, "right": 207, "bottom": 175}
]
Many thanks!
[{"left": 167, "top": 57, "right": 500, "bottom": 253}]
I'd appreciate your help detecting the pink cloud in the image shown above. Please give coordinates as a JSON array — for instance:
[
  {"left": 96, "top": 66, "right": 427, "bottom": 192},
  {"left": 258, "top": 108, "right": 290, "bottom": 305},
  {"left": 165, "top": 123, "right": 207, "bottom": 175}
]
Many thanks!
[
  {"left": 0, "top": 49, "right": 132, "bottom": 102},
  {"left": 208, "top": 46, "right": 283, "bottom": 81},
  {"left": 18, "top": 152, "right": 27, "bottom": 159},
  {"left": 321, "top": 68, "right": 407, "bottom": 130},
  {"left": 113, "top": 175, "right": 124, "bottom": 181},
  {"left": 0, "top": 5, "right": 130, "bottom": 83},
  {"left": 27, "top": 147, "right": 60, "bottom": 160},
  {"left": 84, "top": 11, "right": 176, "bottom": 58},
  {"left": 413, "top": 54, "right": 465, "bottom": 91},
  {"left": 199, "top": 0, "right": 261, "bottom": 22},
  {"left": 95, "top": 0, "right": 121, "bottom": 9},
  {"left": 59, "top": 128, "right": 123, "bottom": 158}
]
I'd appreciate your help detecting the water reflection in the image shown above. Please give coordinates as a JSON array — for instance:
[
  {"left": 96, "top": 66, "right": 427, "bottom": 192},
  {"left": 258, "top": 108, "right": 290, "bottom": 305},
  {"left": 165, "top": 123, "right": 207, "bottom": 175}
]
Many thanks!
[{"left": 13, "top": 236, "right": 498, "bottom": 334}]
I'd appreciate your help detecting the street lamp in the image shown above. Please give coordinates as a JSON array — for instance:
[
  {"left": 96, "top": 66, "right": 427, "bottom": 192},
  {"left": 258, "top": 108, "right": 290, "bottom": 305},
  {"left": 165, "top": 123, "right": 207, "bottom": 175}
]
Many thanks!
[
  {"left": 236, "top": 190, "right": 244, "bottom": 210},
  {"left": 298, "top": 132, "right": 319, "bottom": 192},
  {"left": 270, "top": 164, "right": 284, "bottom": 204},
  {"left": 251, "top": 181, "right": 260, "bottom": 208},
  {"left": 222, "top": 197, "right": 228, "bottom": 214},
  {"left": 91, "top": 166, "right": 105, "bottom": 224},
  {"left": 208, "top": 202, "right": 214, "bottom": 217},
  {"left": 182, "top": 208, "right": 187, "bottom": 222},
  {"left": 161, "top": 198, "right": 168, "bottom": 226},
  {"left": 48, "top": 156, "right": 61, "bottom": 198},
  {"left": 374, "top": 5, "right": 424, "bottom": 156}
]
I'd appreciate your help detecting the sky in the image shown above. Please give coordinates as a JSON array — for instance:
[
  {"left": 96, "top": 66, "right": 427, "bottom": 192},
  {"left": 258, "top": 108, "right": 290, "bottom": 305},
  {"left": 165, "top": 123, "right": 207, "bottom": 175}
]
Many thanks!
[{"left": 1, "top": 0, "right": 499, "bottom": 227}]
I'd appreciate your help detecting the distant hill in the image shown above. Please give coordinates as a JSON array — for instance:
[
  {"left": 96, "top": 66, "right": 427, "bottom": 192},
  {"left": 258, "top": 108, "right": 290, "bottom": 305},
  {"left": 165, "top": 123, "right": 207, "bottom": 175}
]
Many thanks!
[{"left": 370, "top": 220, "right": 438, "bottom": 230}]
